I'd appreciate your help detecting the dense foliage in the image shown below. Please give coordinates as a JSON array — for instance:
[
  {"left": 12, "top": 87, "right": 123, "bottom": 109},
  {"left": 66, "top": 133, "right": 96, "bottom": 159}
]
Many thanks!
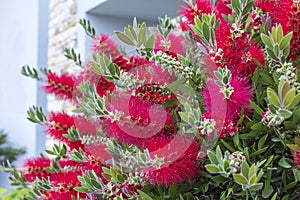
[{"left": 3, "top": 0, "right": 300, "bottom": 199}]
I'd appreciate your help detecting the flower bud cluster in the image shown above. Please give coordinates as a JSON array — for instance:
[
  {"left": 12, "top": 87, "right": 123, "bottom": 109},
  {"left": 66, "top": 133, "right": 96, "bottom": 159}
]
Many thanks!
[
  {"left": 224, "top": 151, "right": 246, "bottom": 173},
  {"left": 210, "top": 48, "right": 224, "bottom": 65},
  {"left": 262, "top": 109, "right": 284, "bottom": 128},
  {"left": 230, "top": 23, "right": 245, "bottom": 39},
  {"left": 151, "top": 50, "right": 194, "bottom": 79},
  {"left": 199, "top": 117, "right": 216, "bottom": 137}
]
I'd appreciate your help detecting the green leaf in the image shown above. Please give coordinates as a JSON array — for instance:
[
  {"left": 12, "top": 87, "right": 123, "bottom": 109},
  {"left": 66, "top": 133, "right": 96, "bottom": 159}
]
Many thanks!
[
  {"left": 138, "top": 23, "right": 146, "bottom": 46},
  {"left": 233, "top": 174, "right": 248, "bottom": 185},
  {"left": 261, "top": 34, "right": 273, "bottom": 49},
  {"left": 242, "top": 162, "right": 249, "bottom": 179},
  {"left": 242, "top": 1, "right": 254, "bottom": 17},
  {"left": 287, "top": 93, "right": 300, "bottom": 109},
  {"left": 212, "top": 175, "right": 228, "bottom": 183},
  {"left": 271, "top": 193, "right": 278, "bottom": 200},
  {"left": 115, "top": 31, "right": 135, "bottom": 45},
  {"left": 283, "top": 45, "right": 290, "bottom": 58},
  {"left": 205, "top": 164, "right": 220, "bottom": 173},
  {"left": 250, "top": 101, "right": 263, "bottom": 115},
  {"left": 202, "top": 22, "right": 210, "bottom": 42},
  {"left": 278, "top": 109, "right": 292, "bottom": 119},
  {"left": 279, "top": 157, "right": 292, "bottom": 168},
  {"left": 256, "top": 169, "right": 263, "bottom": 183},
  {"left": 145, "top": 34, "right": 154, "bottom": 49},
  {"left": 220, "top": 139, "right": 235, "bottom": 152},
  {"left": 287, "top": 144, "right": 300, "bottom": 153},
  {"left": 233, "top": 133, "right": 240, "bottom": 146},
  {"left": 162, "top": 99, "right": 179, "bottom": 108},
  {"left": 250, "top": 147, "right": 268, "bottom": 158},
  {"left": 283, "top": 88, "right": 295, "bottom": 107},
  {"left": 236, "top": 115, "right": 244, "bottom": 126},
  {"left": 74, "top": 187, "right": 89, "bottom": 193},
  {"left": 272, "top": 27, "right": 277, "bottom": 43},
  {"left": 280, "top": 81, "right": 290, "bottom": 101},
  {"left": 277, "top": 25, "right": 283, "bottom": 42},
  {"left": 285, "top": 181, "right": 297, "bottom": 190},
  {"left": 258, "top": 134, "right": 268, "bottom": 149},
  {"left": 266, "top": 48, "right": 279, "bottom": 61},
  {"left": 137, "top": 190, "right": 153, "bottom": 200},
  {"left": 91, "top": 179, "right": 102, "bottom": 189},
  {"left": 216, "top": 146, "right": 223, "bottom": 163},
  {"left": 214, "top": 71, "right": 223, "bottom": 80},
  {"left": 250, "top": 183, "right": 263, "bottom": 191},
  {"left": 207, "top": 151, "right": 218, "bottom": 165},
  {"left": 279, "top": 32, "right": 293, "bottom": 50},
  {"left": 267, "top": 87, "right": 281, "bottom": 108},
  {"left": 262, "top": 185, "right": 274, "bottom": 198}
]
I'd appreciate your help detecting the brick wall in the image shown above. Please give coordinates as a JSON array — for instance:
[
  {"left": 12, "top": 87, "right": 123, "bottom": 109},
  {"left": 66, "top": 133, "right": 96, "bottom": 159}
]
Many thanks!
[
  {"left": 48, "top": 0, "right": 77, "bottom": 73},
  {"left": 47, "top": 0, "right": 78, "bottom": 113},
  {"left": 47, "top": 0, "right": 78, "bottom": 148}
]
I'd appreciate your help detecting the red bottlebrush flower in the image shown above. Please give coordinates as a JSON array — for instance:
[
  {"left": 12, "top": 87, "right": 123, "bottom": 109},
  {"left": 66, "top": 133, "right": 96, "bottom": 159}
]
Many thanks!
[
  {"left": 47, "top": 113, "right": 76, "bottom": 143},
  {"left": 247, "top": 45, "right": 265, "bottom": 68},
  {"left": 214, "top": 0, "right": 232, "bottom": 17},
  {"left": 179, "top": 0, "right": 213, "bottom": 30},
  {"left": 214, "top": 22, "right": 264, "bottom": 76},
  {"left": 47, "top": 171, "right": 86, "bottom": 200},
  {"left": 47, "top": 113, "right": 98, "bottom": 150},
  {"left": 59, "top": 158, "right": 105, "bottom": 182},
  {"left": 269, "top": 0, "right": 293, "bottom": 34},
  {"left": 255, "top": 0, "right": 274, "bottom": 13},
  {"left": 294, "top": 152, "right": 300, "bottom": 169},
  {"left": 288, "top": 3, "right": 300, "bottom": 61},
  {"left": 44, "top": 71, "right": 80, "bottom": 102},
  {"left": 22, "top": 158, "right": 51, "bottom": 182},
  {"left": 92, "top": 34, "right": 120, "bottom": 60},
  {"left": 203, "top": 76, "right": 252, "bottom": 122},
  {"left": 154, "top": 32, "right": 186, "bottom": 58},
  {"left": 44, "top": 191, "right": 80, "bottom": 200},
  {"left": 144, "top": 137, "right": 200, "bottom": 187},
  {"left": 104, "top": 95, "right": 176, "bottom": 150}
]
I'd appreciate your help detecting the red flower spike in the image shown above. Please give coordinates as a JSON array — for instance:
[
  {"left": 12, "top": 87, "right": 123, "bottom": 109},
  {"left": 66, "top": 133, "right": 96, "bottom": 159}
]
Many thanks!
[
  {"left": 214, "top": 22, "right": 264, "bottom": 76},
  {"left": 214, "top": 0, "right": 232, "bottom": 17},
  {"left": 47, "top": 171, "right": 87, "bottom": 200},
  {"left": 92, "top": 34, "right": 120, "bottom": 60},
  {"left": 294, "top": 152, "right": 300, "bottom": 169},
  {"left": 154, "top": 32, "right": 186, "bottom": 58},
  {"left": 104, "top": 95, "right": 176, "bottom": 150},
  {"left": 179, "top": 0, "right": 213, "bottom": 30},
  {"left": 47, "top": 113, "right": 98, "bottom": 150},
  {"left": 22, "top": 158, "right": 51, "bottom": 182},
  {"left": 44, "top": 71, "right": 80, "bottom": 102},
  {"left": 203, "top": 76, "right": 252, "bottom": 123},
  {"left": 144, "top": 138, "right": 200, "bottom": 187},
  {"left": 288, "top": 2, "right": 300, "bottom": 61}
]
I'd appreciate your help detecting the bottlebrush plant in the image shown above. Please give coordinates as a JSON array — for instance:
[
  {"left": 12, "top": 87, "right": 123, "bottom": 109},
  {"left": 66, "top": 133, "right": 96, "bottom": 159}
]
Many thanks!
[{"left": 2, "top": 0, "right": 300, "bottom": 199}]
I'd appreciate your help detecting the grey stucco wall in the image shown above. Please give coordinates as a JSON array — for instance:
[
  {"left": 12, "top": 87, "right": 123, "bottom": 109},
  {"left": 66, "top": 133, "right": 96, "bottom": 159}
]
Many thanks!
[{"left": 0, "top": 0, "right": 48, "bottom": 190}]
